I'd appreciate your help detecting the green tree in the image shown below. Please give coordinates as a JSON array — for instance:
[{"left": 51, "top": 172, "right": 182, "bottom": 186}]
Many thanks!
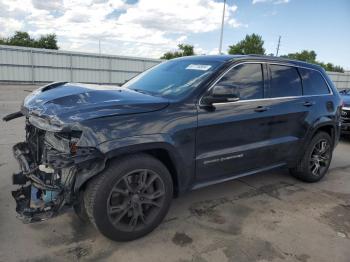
[
  {"left": 34, "top": 34, "right": 59, "bottom": 49},
  {"left": 7, "top": 31, "right": 34, "bottom": 47},
  {"left": 161, "top": 44, "right": 195, "bottom": 60},
  {"left": 281, "top": 50, "right": 317, "bottom": 63},
  {"left": 228, "top": 34, "right": 265, "bottom": 55},
  {"left": 0, "top": 31, "right": 59, "bottom": 50},
  {"left": 282, "top": 50, "right": 344, "bottom": 72},
  {"left": 317, "top": 62, "right": 344, "bottom": 73}
]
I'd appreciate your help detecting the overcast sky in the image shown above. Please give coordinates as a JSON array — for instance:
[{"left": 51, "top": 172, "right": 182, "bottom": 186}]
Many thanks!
[{"left": 1, "top": 0, "right": 349, "bottom": 69}]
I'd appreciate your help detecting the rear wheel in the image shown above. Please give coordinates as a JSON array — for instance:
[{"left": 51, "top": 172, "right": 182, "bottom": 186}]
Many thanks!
[
  {"left": 290, "top": 131, "right": 333, "bottom": 182},
  {"left": 84, "top": 154, "right": 173, "bottom": 241}
]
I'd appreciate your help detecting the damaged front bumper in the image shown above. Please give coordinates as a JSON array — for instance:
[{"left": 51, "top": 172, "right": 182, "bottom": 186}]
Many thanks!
[
  {"left": 12, "top": 141, "right": 71, "bottom": 223},
  {"left": 11, "top": 124, "right": 105, "bottom": 223}
]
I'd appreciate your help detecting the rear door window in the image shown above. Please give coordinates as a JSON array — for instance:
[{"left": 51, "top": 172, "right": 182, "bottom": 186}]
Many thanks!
[
  {"left": 267, "top": 65, "right": 302, "bottom": 98},
  {"left": 298, "top": 68, "right": 330, "bottom": 95},
  {"left": 217, "top": 63, "right": 264, "bottom": 100}
]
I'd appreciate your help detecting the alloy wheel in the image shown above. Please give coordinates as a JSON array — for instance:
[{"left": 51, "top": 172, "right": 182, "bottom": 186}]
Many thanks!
[
  {"left": 106, "top": 169, "right": 166, "bottom": 232},
  {"left": 309, "top": 139, "right": 331, "bottom": 176}
]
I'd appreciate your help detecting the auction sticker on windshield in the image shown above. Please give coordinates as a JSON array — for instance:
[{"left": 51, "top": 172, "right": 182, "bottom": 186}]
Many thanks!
[{"left": 186, "top": 64, "right": 212, "bottom": 71}]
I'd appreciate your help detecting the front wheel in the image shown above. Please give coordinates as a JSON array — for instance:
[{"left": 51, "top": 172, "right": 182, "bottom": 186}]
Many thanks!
[
  {"left": 84, "top": 154, "right": 173, "bottom": 241},
  {"left": 290, "top": 131, "right": 333, "bottom": 182}
]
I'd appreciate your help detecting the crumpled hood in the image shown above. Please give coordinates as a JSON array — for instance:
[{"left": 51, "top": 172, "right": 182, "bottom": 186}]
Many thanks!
[{"left": 22, "top": 82, "right": 169, "bottom": 129}]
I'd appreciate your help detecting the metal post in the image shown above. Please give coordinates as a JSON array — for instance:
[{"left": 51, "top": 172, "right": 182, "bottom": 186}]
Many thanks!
[
  {"left": 218, "top": 0, "right": 226, "bottom": 55},
  {"left": 70, "top": 54, "right": 73, "bottom": 82},
  {"left": 143, "top": 60, "right": 146, "bottom": 71},
  {"left": 30, "top": 49, "right": 34, "bottom": 84},
  {"left": 276, "top": 36, "right": 281, "bottom": 56},
  {"left": 99, "top": 40, "right": 102, "bottom": 84},
  {"left": 108, "top": 57, "right": 112, "bottom": 84}
]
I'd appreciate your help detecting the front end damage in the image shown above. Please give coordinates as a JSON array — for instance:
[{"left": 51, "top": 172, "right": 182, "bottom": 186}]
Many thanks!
[
  {"left": 11, "top": 121, "right": 105, "bottom": 223},
  {"left": 4, "top": 82, "right": 169, "bottom": 223}
]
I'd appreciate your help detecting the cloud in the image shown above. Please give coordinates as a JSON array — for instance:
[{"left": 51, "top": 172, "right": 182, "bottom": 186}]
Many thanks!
[
  {"left": 117, "top": 0, "right": 241, "bottom": 34},
  {"left": 227, "top": 18, "right": 247, "bottom": 28},
  {"left": 0, "top": 17, "right": 23, "bottom": 36},
  {"left": 208, "top": 48, "right": 219, "bottom": 55},
  {"left": 194, "top": 44, "right": 207, "bottom": 55},
  {"left": 252, "top": 0, "right": 290, "bottom": 4},
  {"left": 0, "top": 0, "right": 244, "bottom": 58},
  {"left": 32, "top": 0, "right": 64, "bottom": 11}
]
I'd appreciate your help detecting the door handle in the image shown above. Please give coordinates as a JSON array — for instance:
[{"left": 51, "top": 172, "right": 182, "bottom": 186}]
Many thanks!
[
  {"left": 303, "top": 101, "right": 315, "bottom": 107},
  {"left": 254, "top": 106, "right": 268, "bottom": 112}
]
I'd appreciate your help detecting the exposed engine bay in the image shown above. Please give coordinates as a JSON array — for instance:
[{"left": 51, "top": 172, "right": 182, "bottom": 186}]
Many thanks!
[{"left": 10, "top": 120, "right": 104, "bottom": 223}]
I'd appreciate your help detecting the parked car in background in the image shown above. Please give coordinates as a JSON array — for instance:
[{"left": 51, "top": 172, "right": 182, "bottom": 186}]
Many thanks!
[
  {"left": 339, "top": 89, "right": 350, "bottom": 135},
  {"left": 4, "top": 55, "right": 342, "bottom": 241}
]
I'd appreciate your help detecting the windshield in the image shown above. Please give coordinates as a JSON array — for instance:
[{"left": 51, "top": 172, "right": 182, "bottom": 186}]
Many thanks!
[{"left": 122, "top": 59, "right": 223, "bottom": 98}]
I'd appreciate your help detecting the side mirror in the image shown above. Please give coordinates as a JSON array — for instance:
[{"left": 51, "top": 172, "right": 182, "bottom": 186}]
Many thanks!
[{"left": 202, "top": 84, "right": 240, "bottom": 105}]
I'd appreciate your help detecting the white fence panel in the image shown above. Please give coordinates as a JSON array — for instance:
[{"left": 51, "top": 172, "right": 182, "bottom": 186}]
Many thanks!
[
  {"left": 1, "top": 44, "right": 349, "bottom": 89},
  {"left": 328, "top": 72, "right": 350, "bottom": 90},
  {"left": 0, "top": 45, "right": 162, "bottom": 85},
  {"left": 0, "top": 66, "right": 32, "bottom": 81}
]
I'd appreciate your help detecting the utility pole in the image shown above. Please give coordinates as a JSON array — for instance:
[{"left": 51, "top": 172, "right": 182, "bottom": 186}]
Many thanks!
[
  {"left": 98, "top": 40, "right": 101, "bottom": 55},
  {"left": 218, "top": 0, "right": 226, "bottom": 55},
  {"left": 276, "top": 35, "right": 281, "bottom": 56}
]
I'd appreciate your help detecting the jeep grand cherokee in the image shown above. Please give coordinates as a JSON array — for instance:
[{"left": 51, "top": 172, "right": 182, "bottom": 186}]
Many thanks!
[
  {"left": 3, "top": 55, "right": 342, "bottom": 241},
  {"left": 339, "top": 89, "right": 350, "bottom": 134}
]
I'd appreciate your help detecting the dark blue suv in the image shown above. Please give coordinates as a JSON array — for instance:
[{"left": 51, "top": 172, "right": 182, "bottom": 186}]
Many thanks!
[
  {"left": 339, "top": 89, "right": 350, "bottom": 134},
  {"left": 5, "top": 55, "right": 342, "bottom": 241}
]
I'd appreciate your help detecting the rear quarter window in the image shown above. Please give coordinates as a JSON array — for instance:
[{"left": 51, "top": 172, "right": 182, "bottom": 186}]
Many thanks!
[{"left": 298, "top": 68, "right": 330, "bottom": 95}]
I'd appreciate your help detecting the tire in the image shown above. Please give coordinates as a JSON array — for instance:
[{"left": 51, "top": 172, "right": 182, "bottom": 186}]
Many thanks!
[
  {"left": 290, "top": 131, "right": 333, "bottom": 183},
  {"left": 84, "top": 154, "right": 173, "bottom": 241},
  {"left": 73, "top": 190, "right": 90, "bottom": 223}
]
